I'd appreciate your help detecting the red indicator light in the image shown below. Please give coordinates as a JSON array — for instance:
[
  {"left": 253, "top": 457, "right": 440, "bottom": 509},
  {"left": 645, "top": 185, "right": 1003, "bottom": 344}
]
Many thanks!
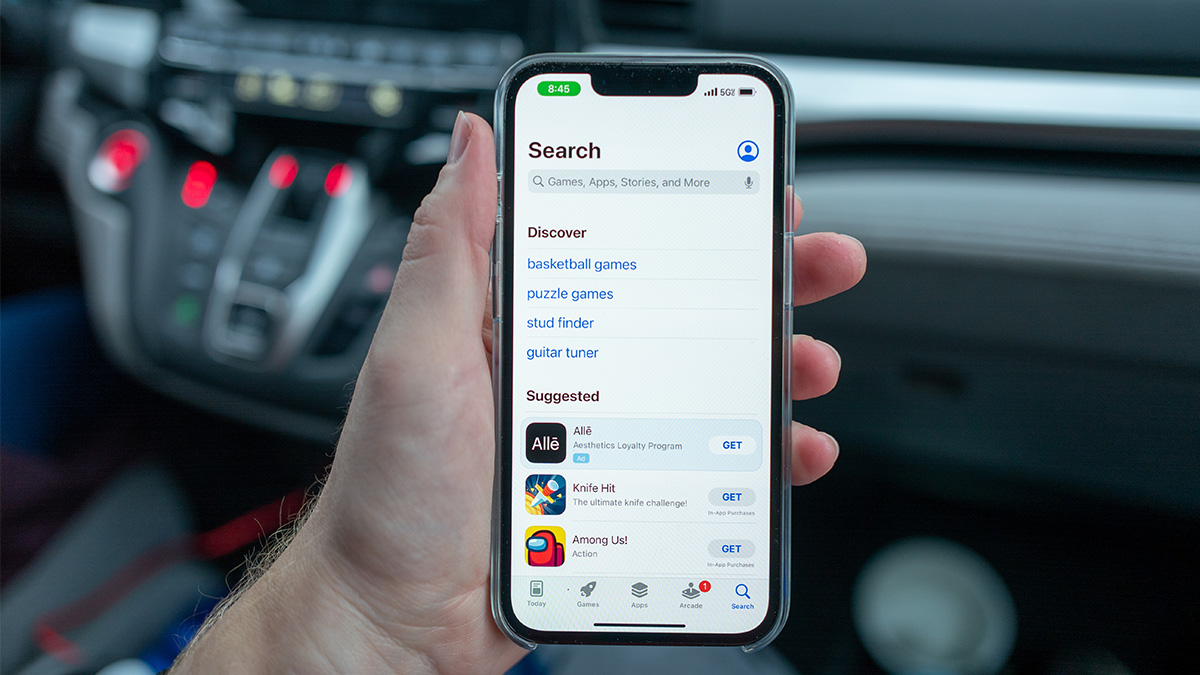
[
  {"left": 182, "top": 161, "right": 217, "bottom": 208},
  {"left": 268, "top": 154, "right": 298, "bottom": 189},
  {"left": 107, "top": 135, "right": 142, "bottom": 178},
  {"left": 324, "top": 163, "right": 352, "bottom": 197},
  {"left": 88, "top": 129, "right": 149, "bottom": 193}
]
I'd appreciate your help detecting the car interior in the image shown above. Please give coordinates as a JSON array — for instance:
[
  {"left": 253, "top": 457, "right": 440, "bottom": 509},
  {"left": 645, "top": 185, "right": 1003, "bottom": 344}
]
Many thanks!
[{"left": 2, "top": 0, "right": 1198, "bottom": 673}]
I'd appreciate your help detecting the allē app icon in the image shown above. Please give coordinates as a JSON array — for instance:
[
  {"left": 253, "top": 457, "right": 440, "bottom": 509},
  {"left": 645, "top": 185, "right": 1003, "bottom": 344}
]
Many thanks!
[
  {"left": 526, "top": 422, "right": 566, "bottom": 463},
  {"left": 525, "top": 526, "right": 566, "bottom": 567},
  {"left": 525, "top": 475, "right": 566, "bottom": 515}
]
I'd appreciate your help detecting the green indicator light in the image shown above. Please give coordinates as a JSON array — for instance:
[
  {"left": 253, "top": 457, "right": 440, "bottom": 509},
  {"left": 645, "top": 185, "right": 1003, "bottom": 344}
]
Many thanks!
[
  {"left": 173, "top": 293, "right": 201, "bottom": 326},
  {"left": 538, "top": 81, "right": 580, "bottom": 97}
]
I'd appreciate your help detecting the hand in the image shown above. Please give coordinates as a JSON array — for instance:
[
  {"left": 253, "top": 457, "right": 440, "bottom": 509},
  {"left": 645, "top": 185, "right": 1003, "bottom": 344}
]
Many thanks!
[{"left": 173, "top": 112, "right": 866, "bottom": 674}]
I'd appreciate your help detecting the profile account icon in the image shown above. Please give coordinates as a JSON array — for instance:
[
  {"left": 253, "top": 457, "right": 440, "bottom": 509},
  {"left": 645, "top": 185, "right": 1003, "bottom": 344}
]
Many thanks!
[
  {"left": 738, "top": 140, "right": 759, "bottom": 162},
  {"left": 525, "top": 526, "right": 566, "bottom": 567}
]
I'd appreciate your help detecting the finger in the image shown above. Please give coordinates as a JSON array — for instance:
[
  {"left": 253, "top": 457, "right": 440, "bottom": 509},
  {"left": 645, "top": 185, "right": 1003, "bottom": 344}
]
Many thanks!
[
  {"left": 374, "top": 112, "right": 496, "bottom": 361},
  {"left": 482, "top": 282, "right": 494, "bottom": 362},
  {"left": 791, "top": 422, "right": 839, "bottom": 485},
  {"left": 333, "top": 112, "right": 498, "bottom": 549},
  {"left": 792, "top": 334, "right": 840, "bottom": 400},
  {"left": 792, "top": 232, "right": 866, "bottom": 307}
]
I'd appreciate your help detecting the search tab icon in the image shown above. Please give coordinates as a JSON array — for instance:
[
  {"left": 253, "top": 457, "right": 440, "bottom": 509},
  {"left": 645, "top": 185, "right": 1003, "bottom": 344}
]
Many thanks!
[
  {"left": 532, "top": 175, "right": 545, "bottom": 187},
  {"left": 735, "top": 583, "right": 751, "bottom": 600}
]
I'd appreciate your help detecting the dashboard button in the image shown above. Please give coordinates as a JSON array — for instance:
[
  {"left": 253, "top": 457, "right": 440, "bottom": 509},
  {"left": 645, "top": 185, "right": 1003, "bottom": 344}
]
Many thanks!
[
  {"left": 354, "top": 39, "right": 386, "bottom": 61},
  {"left": 179, "top": 262, "right": 210, "bottom": 291},
  {"left": 188, "top": 224, "right": 221, "bottom": 258},
  {"left": 172, "top": 293, "right": 202, "bottom": 327}
]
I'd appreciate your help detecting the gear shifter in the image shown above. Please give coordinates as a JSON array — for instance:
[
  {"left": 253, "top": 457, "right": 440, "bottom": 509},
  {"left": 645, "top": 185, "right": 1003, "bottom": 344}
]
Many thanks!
[{"left": 206, "top": 150, "right": 371, "bottom": 368}]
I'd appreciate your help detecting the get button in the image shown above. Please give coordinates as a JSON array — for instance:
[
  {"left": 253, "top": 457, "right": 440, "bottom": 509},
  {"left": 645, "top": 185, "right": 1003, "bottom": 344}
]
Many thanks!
[
  {"left": 708, "top": 540, "right": 755, "bottom": 558},
  {"left": 708, "top": 488, "right": 756, "bottom": 506},
  {"left": 709, "top": 436, "right": 756, "bottom": 455}
]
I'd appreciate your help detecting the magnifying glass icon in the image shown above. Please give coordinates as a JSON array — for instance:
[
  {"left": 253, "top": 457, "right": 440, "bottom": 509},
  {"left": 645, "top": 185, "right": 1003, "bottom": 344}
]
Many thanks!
[
  {"left": 735, "top": 584, "right": 751, "bottom": 600},
  {"left": 532, "top": 175, "right": 544, "bottom": 187}
]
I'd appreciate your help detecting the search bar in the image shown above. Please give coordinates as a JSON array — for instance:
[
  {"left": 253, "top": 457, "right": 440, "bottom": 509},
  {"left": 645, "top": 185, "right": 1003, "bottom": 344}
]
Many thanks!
[{"left": 528, "top": 170, "right": 760, "bottom": 194}]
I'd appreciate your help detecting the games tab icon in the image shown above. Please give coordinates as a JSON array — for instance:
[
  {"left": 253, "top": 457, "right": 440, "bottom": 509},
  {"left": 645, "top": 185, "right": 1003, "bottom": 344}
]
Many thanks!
[{"left": 525, "top": 475, "right": 566, "bottom": 515}]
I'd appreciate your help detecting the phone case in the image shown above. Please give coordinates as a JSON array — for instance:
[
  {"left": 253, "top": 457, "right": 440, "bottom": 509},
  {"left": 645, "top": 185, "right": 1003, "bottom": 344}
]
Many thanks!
[{"left": 490, "top": 53, "right": 795, "bottom": 652}]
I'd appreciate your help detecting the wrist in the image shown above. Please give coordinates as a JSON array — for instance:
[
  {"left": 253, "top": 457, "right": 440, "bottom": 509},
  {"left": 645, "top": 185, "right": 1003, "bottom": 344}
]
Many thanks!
[{"left": 173, "top": 523, "right": 435, "bottom": 674}]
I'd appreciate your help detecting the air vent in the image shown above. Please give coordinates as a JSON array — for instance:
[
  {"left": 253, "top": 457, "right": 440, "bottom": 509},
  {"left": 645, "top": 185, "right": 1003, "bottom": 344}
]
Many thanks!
[{"left": 597, "top": 0, "right": 697, "bottom": 41}]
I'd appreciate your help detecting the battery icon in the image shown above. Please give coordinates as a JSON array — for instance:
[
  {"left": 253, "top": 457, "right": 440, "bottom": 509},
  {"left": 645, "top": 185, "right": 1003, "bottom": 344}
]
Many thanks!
[{"left": 738, "top": 88, "right": 755, "bottom": 96}]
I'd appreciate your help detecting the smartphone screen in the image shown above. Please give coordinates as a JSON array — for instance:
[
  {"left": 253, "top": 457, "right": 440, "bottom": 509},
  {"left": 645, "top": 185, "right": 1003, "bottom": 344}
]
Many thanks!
[{"left": 494, "top": 57, "right": 792, "bottom": 647}]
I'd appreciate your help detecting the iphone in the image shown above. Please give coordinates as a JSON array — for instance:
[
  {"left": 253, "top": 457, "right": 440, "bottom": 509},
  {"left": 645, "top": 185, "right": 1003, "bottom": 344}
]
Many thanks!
[{"left": 491, "top": 54, "right": 794, "bottom": 649}]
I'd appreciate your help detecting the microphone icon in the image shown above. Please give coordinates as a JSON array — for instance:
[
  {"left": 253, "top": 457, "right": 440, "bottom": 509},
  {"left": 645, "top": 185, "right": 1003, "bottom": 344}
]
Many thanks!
[{"left": 744, "top": 176, "right": 754, "bottom": 189}]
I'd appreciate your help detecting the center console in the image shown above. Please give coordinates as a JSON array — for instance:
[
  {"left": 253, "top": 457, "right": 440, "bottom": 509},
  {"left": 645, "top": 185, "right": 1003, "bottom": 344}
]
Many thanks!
[{"left": 42, "top": 0, "right": 549, "bottom": 436}]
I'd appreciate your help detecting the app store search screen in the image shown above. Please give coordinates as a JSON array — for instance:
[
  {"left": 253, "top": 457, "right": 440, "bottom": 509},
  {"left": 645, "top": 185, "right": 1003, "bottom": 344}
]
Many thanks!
[{"left": 509, "top": 73, "right": 776, "bottom": 634}]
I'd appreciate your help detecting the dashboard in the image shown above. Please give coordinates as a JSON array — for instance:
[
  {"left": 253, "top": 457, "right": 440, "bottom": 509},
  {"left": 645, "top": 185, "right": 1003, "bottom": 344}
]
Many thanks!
[{"left": 37, "top": 0, "right": 1200, "bottom": 507}]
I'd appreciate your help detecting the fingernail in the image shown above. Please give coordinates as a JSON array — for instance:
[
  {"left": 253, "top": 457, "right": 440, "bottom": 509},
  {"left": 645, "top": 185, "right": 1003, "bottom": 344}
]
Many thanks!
[
  {"left": 841, "top": 233, "right": 864, "bottom": 249},
  {"left": 817, "top": 339, "right": 841, "bottom": 370},
  {"left": 820, "top": 432, "right": 840, "bottom": 459},
  {"left": 447, "top": 111, "right": 472, "bottom": 164}
]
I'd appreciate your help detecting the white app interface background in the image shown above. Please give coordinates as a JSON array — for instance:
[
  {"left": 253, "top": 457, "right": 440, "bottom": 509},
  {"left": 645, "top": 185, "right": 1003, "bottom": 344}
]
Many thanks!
[{"left": 509, "top": 73, "right": 776, "bottom": 634}]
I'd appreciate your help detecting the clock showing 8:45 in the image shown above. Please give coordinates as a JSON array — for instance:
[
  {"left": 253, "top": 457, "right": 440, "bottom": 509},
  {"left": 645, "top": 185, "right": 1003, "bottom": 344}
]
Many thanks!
[{"left": 537, "top": 81, "right": 581, "bottom": 97}]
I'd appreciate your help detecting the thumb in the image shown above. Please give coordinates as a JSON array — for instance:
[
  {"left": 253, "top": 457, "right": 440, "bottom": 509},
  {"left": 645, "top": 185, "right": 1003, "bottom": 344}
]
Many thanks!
[{"left": 374, "top": 112, "right": 497, "bottom": 361}]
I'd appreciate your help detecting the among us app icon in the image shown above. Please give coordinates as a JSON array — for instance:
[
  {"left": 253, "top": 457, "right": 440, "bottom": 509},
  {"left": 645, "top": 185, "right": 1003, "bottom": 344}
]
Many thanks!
[
  {"left": 525, "top": 475, "right": 567, "bottom": 515},
  {"left": 525, "top": 526, "right": 566, "bottom": 567},
  {"left": 526, "top": 422, "right": 567, "bottom": 464}
]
